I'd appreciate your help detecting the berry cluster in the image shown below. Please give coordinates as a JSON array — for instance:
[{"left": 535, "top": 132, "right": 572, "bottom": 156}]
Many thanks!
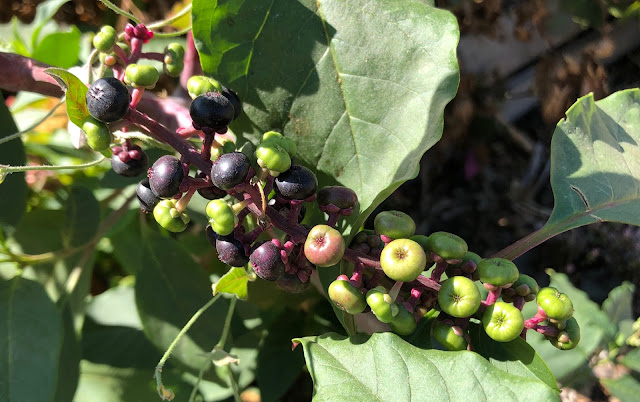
[{"left": 81, "top": 23, "right": 580, "bottom": 351}]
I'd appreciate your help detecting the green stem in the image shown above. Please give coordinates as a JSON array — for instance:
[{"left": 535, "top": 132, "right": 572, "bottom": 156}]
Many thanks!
[
  {"left": 227, "top": 365, "right": 241, "bottom": 402},
  {"left": 155, "top": 294, "right": 223, "bottom": 400},
  {"left": 148, "top": 4, "right": 192, "bottom": 30},
  {"left": 0, "top": 99, "right": 65, "bottom": 146},
  {"left": 153, "top": 27, "right": 192, "bottom": 38},
  {"left": 492, "top": 224, "right": 562, "bottom": 260},
  {"left": 1, "top": 155, "right": 106, "bottom": 175},
  {"left": 98, "top": 0, "right": 140, "bottom": 24}
]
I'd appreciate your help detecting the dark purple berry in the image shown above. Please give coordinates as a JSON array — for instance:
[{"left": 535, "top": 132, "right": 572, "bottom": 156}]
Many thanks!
[
  {"left": 317, "top": 186, "right": 358, "bottom": 209},
  {"left": 189, "top": 92, "right": 235, "bottom": 130},
  {"left": 210, "top": 152, "right": 250, "bottom": 190},
  {"left": 136, "top": 177, "right": 160, "bottom": 213},
  {"left": 277, "top": 273, "right": 310, "bottom": 293},
  {"left": 149, "top": 155, "right": 185, "bottom": 198},
  {"left": 274, "top": 165, "right": 318, "bottom": 200},
  {"left": 221, "top": 86, "right": 242, "bottom": 120},
  {"left": 215, "top": 235, "right": 249, "bottom": 267},
  {"left": 195, "top": 171, "right": 227, "bottom": 200},
  {"left": 250, "top": 241, "right": 285, "bottom": 281},
  {"left": 111, "top": 146, "right": 148, "bottom": 177},
  {"left": 86, "top": 77, "right": 130, "bottom": 122}
]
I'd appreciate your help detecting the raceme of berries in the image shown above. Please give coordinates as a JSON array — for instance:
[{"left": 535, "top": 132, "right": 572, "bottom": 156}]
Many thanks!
[
  {"left": 189, "top": 91, "right": 236, "bottom": 130},
  {"left": 210, "top": 152, "right": 251, "bottom": 190},
  {"left": 149, "top": 155, "right": 185, "bottom": 198},
  {"left": 136, "top": 178, "right": 161, "bottom": 214},
  {"left": 86, "top": 77, "right": 130, "bottom": 122},
  {"left": 111, "top": 144, "right": 148, "bottom": 177},
  {"left": 274, "top": 165, "right": 318, "bottom": 200}
]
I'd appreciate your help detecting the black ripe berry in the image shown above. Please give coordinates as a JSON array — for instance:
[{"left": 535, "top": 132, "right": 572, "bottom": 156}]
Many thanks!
[
  {"left": 250, "top": 241, "right": 285, "bottom": 281},
  {"left": 210, "top": 152, "right": 250, "bottom": 190},
  {"left": 111, "top": 145, "right": 148, "bottom": 177},
  {"left": 189, "top": 92, "right": 235, "bottom": 130},
  {"left": 149, "top": 155, "right": 185, "bottom": 198},
  {"left": 274, "top": 165, "right": 318, "bottom": 200},
  {"left": 86, "top": 77, "right": 130, "bottom": 122},
  {"left": 221, "top": 86, "right": 242, "bottom": 120},
  {"left": 136, "top": 177, "right": 161, "bottom": 213},
  {"left": 215, "top": 235, "right": 250, "bottom": 267}
]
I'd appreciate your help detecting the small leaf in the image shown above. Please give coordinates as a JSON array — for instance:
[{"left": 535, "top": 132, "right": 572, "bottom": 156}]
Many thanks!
[
  {"left": 212, "top": 267, "right": 249, "bottom": 299},
  {"left": 45, "top": 67, "right": 89, "bottom": 128},
  {"left": 297, "top": 332, "right": 559, "bottom": 400},
  {"left": 0, "top": 276, "right": 63, "bottom": 402},
  {"left": 30, "top": 0, "right": 72, "bottom": 47},
  {"left": 32, "top": 26, "right": 81, "bottom": 68},
  {"left": 603, "top": 281, "right": 635, "bottom": 328},
  {"left": 601, "top": 375, "right": 640, "bottom": 401},
  {"left": 622, "top": 348, "right": 640, "bottom": 372}
]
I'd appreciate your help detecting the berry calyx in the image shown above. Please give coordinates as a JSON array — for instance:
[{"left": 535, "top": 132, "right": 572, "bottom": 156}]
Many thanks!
[
  {"left": 537, "top": 287, "right": 574, "bottom": 321},
  {"left": 250, "top": 241, "right": 285, "bottom": 281},
  {"left": 205, "top": 199, "right": 238, "bottom": 236},
  {"left": 438, "top": 276, "right": 481, "bottom": 318},
  {"left": 304, "top": 225, "right": 345, "bottom": 267},
  {"left": 274, "top": 165, "right": 318, "bottom": 200},
  {"left": 380, "top": 238, "right": 426, "bottom": 282},
  {"left": 328, "top": 279, "right": 366, "bottom": 315},
  {"left": 374, "top": 210, "right": 415, "bottom": 240},
  {"left": 215, "top": 235, "right": 249, "bottom": 267},
  {"left": 189, "top": 92, "right": 235, "bottom": 130},
  {"left": 111, "top": 145, "right": 148, "bottom": 177},
  {"left": 432, "top": 321, "right": 467, "bottom": 351},
  {"left": 93, "top": 26, "right": 117, "bottom": 52},
  {"left": 210, "top": 152, "right": 250, "bottom": 190},
  {"left": 136, "top": 178, "right": 161, "bottom": 213},
  {"left": 81, "top": 116, "right": 112, "bottom": 152},
  {"left": 86, "top": 77, "right": 130, "bottom": 122},
  {"left": 153, "top": 199, "right": 190, "bottom": 233},
  {"left": 482, "top": 301, "right": 524, "bottom": 342},
  {"left": 124, "top": 64, "right": 160, "bottom": 89},
  {"left": 149, "top": 155, "right": 185, "bottom": 198},
  {"left": 425, "top": 232, "right": 468, "bottom": 261},
  {"left": 476, "top": 258, "right": 519, "bottom": 288}
]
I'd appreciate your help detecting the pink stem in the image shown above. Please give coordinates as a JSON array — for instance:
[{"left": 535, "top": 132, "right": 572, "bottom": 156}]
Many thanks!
[{"left": 139, "top": 52, "right": 165, "bottom": 62}]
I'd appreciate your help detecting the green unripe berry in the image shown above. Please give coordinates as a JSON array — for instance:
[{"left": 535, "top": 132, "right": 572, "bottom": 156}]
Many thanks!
[
  {"left": 262, "top": 131, "right": 297, "bottom": 156},
  {"left": 81, "top": 116, "right": 112, "bottom": 151},
  {"left": 476, "top": 258, "right": 519, "bottom": 288},
  {"left": 124, "top": 64, "right": 159, "bottom": 89},
  {"left": 205, "top": 199, "right": 237, "bottom": 236},
  {"left": 374, "top": 210, "right": 415, "bottom": 239},
  {"left": 512, "top": 274, "right": 539, "bottom": 297},
  {"left": 409, "top": 234, "right": 429, "bottom": 251},
  {"left": 547, "top": 317, "right": 580, "bottom": 350},
  {"left": 93, "top": 25, "right": 117, "bottom": 52},
  {"left": 164, "top": 43, "right": 185, "bottom": 77},
  {"left": 380, "top": 238, "right": 427, "bottom": 282},
  {"left": 366, "top": 287, "right": 398, "bottom": 323},
  {"left": 425, "top": 232, "right": 468, "bottom": 261},
  {"left": 187, "top": 75, "right": 222, "bottom": 99},
  {"left": 432, "top": 321, "right": 467, "bottom": 351},
  {"left": 438, "top": 276, "right": 481, "bottom": 318},
  {"left": 389, "top": 305, "right": 417, "bottom": 335},
  {"left": 153, "top": 199, "right": 190, "bottom": 232},
  {"left": 482, "top": 301, "right": 524, "bottom": 342},
  {"left": 255, "top": 141, "right": 291, "bottom": 174},
  {"left": 328, "top": 279, "right": 366, "bottom": 315},
  {"left": 537, "top": 287, "right": 574, "bottom": 321}
]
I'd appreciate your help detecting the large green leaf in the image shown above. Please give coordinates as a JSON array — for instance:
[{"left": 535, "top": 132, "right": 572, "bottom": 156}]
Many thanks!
[
  {"left": 0, "top": 276, "right": 63, "bottom": 402},
  {"left": 296, "top": 332, "right": 559, "bottom": 401},
  {"left": 32, "top": 26, "right": 81, "bottom": 68},
  {"left": 45, "top": 68, "right": 89, "bottom": 128},
  {"left": 499, "top": 89, "right": 640, "bottom": 259},
  {"left": 192, "top": 0, "right": 460, "bottom": 236},
  {"left": 54, "top": 303, "right": 81, "bottom": 402},
  {"left": 63, "top": 185, "right": 100, "bottom": 248}
]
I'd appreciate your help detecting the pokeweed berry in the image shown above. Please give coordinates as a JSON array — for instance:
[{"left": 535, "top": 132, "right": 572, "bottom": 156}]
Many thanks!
[
  {"left": 389, "top": 305, "right": 417, "bottom": 335},
  {"left": 277, "top": 273, "right": 310, "bottom": 293},
  {"left": 149, "top": 155, "right": 185, "bottom": 198},
  {"left": 86, "top": 77, "right": 130, "bottom": 122},
  {"left": 547, "top": 317, "right": 580, "bottom": 350},
  {"left": 187, "top": 76, "right": 222, "bottom": 99},
  {"left": 222, "top": 86, "right": 242, "bottom": 120},
  {"left": 274, "top": 165, "right": 318, "bottom": 200},
  {"left": 537, "top": 287, "right": 574, "bottom": 321},
  {"left": 432, "top": 321, "right": 468, "bottom": 351},
  {"left": 163, "top": 43, "right": 185, "bottom": 77},
  {"left": 81, "top": 116, "right": 112, "bottom": 152},
  {"left": 136, "top": 177, "right": 161, "bottom": 213},
  {"left": 189, "top": 92, "right": 235, "bottom": 130},
  {"left": 317, "top": 186, "right": 358, "bottom": 210},
  {"left": 124, "top": 64, "right": 159, "bottom": 89},
  {"left": 366, "top": 287, "right": 398, "bottom": 323},
  {"left": 328, "top": 279, "right": 366, "bottom": 315},
  {"left": 438, "top": 276, "right": 481, "bottom": 318},
  {"left": 261, "top": 131, "right": 297, "bottom": 155},
  {"left": 210, "top": 152, "right": 250, "bottom": 190},
  {"left": 215, "top": 235, "right": 249, "bottom": 267},
  {"left": 511, "top": 274, "right": 539, "bottom": 300},
  {"left": 111, "top": 145, "right": 148, "bottom": 177},
  {"left": 153, "top": 199, "right": 190, "bottom": 233},
  {"left": 374, "top": 210, "right": 415, "bottom": 239},
  {"left": 477, "top": 258, "right": 519, "bottom": 288},
  {"left": 425, "top": 232, "right": 468, "bottom": 261},
  {"left": 93, "top": 25, "right": 117, "bottom": 52},
  {"left": 255, "top": 141, "right": 291, "bottom": 175},
  {"left": 380, "top": 238, "right": 426, "bottom": 282},
  {"left": 304, "top": 225, "right": 345, "bottom": 267},
  {"left": 205, "top": 199, "right": 237, "bottom": 236},
  {"left": 482, "top": 301, "right": 524, "bottom": 342},
  {"left": 250, "top": 241, "right": 285, "bottom": 281}
]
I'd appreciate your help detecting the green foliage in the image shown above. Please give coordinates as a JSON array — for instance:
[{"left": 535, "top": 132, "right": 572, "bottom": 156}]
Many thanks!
[
  {"left": 45, "top": 68, "right": 90, "bottom": 128},
  {"left": 0, "top": 93, "right": 27, "bottom": 232}
]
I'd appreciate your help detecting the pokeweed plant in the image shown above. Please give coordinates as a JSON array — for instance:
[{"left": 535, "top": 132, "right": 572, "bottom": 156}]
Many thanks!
[{"left": 1, "top": 0, "right": 640, "bottom": 401}]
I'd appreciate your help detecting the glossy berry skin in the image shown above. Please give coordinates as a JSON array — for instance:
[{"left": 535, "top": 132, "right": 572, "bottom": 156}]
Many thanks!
[
  {"left": 389, "top": 305, "right": 417, "bottom": 335},
  {"left": 548, "top": 317, "right": 580, "bottom": 350},
  {"left": 250, "top": 242, "right": 285, "bottom": 281},
  {"left": 328, "top": 279, "right": 366, "bottom": 315},
  {"left": 304, "top": 225, "right": 345, "bottom": 267},
  {"left": 153, "top": 199, "right": 190, "bottom": 233},
  {"left": 215, "top": 235, "right": 249, "bottom": 267},
  {"left": 477, "top": 258, "right": 519, "bottom": 288},
  {"left": 189, "top": 92, "right": 235, "bottom": 130},
  {"left": 136, "top": 178, "right": 161, "bottom": 213},
  {"left": 380, "top": 239, "right": 426, "bottom": 282},
  {"left": 432, "top": 321, "right": 467, "bottom": 351},
  {"left": 261, "top": 131, "right": 297, "bottom": 155},
  {"left": 93, "top": 26, "right": 117, "bottom": 52},
  {"left": 187, "top": 76, "right": 222, "bottom": 99},
  {"left": 255, "top": 141, "right": 291, "bottom": 174},
  {"left": 149, "top": 155, "right": 184, "bottom": 198},
  {"left": 210, "top": 152, "right": 250, "bottom": 190},
  {"left": 124, "top": 64, "right": 159, "bottom": 89},
  {"left": 482, "top": 301, "right": 524, "bottom": 342},
  {"left": 111, "top": 148, "right": 148, "bottom": 177},
  {"left": 425, "top": 232, "right": 468, "bottom": 261},
  {"left": 86, "top": 77, "right": 130, "bottom": 122},
  {"left": 317, "top": 186, "right": 358, "bottom": 210},
  {"left": 438, "top": 276, "right": 481, "bottom": 318},
  {"left": 205, "top": 199, "right": 237, "bottom": 236},
  {"left": 537, "top": 287, "right": 574, "bottom": 321},
  {"left": 222, "top": 86, "right": 242, "bottom": 120},
  {"left": 374, "top": 210, "right": 415, "bottom": 239},
  {"left": 277, "top": 273, "right": 310, "bottom": 293},
  {"left": 366, "top": 287, "right": 398, "bottom": 323},
  {"left": 274, "top": 165, "right": 318, "bottom": 200},
  {"left": 81, "top": 116, "right": 112, "bottom": 152}
]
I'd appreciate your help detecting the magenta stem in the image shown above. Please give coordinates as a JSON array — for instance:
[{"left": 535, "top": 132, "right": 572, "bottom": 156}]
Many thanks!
[
  {"left": 524, "top": 311, "right": 547, "bottom": 329},
  {"left": 533, "top": 325, "right": 560, "bottom": 337},
  {"left": 202, "top": 132, "right": 214, "bottom": 162},
  {"left": 484, "top": 288, "right": 502, "bottom": 306},
  {"left": 140, "top": 52, "right": 165, "bottom": 62},
  {"left": 430, "top": 260, "right": 448, "bottom": 282},
  {"left": 130, "top": 87, "right": 144, "bottom": 109},
  {"left": 128, "top": 38, "right": 143, "bottom": 64},
  {"left": 326, "top": 212, "right": 340, "bottom": 227}
]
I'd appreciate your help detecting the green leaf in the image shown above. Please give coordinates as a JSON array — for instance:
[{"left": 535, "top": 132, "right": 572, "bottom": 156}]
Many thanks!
[
  {"left": 32, "top": 26, "right": 81, "bottom": 68},
  {"left": 296, "top": 332, "right": 559, "bottom": 401},
  {"left": 54, "top": 303, "right": 81, "bottom": 402},
  {"left": 0, "top": 276, "right": 63, "bottom": 402},
  {"left": 468, "top": 323, "right": 558, "bottom": 391},
  {"left": 192, "top": 0, "right": 460, "bottom": 237},
  {"left": 213, "top": 267, "right": 249, "bottom": 299},
  {"left": 602, "top": 281, "right": 635, "bottom": 329},
  {"left": 45, "top": 67, "right": 89, "bottom": 128},
  {"left": 0, "top": 92, "right": 27, "bottom": 232},
  {"left": 135, "top": 228, "right": 231, "bottom": 374},
  {"left": 30, "top": 0, "right": 72, "bottom": 48},
  {"left": 622, "top": 348, "right": 640, "bottom": 372},
  {"left": 63, "top": 185, "right": 100, "bottom": 248},
  {"left": 601, "top": 375, "right": 640, "bottom": 402}
]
